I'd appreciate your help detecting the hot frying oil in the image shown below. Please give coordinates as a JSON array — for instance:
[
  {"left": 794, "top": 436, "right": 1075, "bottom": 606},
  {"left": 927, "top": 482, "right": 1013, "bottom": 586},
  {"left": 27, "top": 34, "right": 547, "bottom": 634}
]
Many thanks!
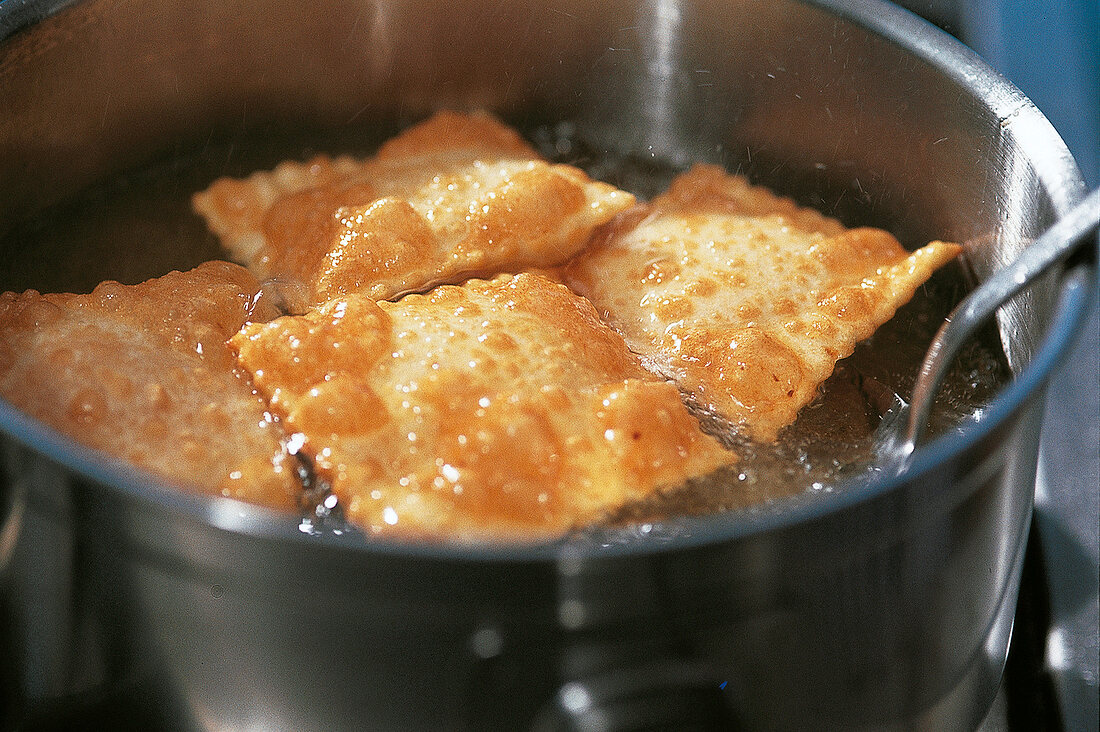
[{"left": 0, "top": 123, "right": 1008, "bottom": 535}]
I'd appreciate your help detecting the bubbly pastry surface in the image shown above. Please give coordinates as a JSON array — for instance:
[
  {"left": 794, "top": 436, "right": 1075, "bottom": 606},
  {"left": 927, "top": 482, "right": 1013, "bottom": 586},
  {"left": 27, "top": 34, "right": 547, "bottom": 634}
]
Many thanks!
[
  {"left": 231, "top": 273, "right": 732, "bottom": 540},
  {"left": 0, "top": 261, "right": 299, "bottom": 509},
  {"left": 563, "top": 164, "right": 962, "bottom": 441},
  {"left": 193, "top": 111, "right": 635, "bottom": 309}
]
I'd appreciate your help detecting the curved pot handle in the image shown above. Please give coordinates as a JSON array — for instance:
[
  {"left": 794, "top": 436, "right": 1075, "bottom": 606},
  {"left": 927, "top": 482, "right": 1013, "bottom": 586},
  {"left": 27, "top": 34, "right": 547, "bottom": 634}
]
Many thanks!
[
  {"left": 868, "top": 190, "right": 1099, "bottom": 469},
  {"left": 904, "top": 189, "right": 1099, "bottom": 451}
]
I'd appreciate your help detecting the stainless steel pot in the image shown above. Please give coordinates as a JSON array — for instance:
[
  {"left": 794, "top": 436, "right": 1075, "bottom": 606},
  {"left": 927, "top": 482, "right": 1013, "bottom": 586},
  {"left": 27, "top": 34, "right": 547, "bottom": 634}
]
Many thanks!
[{"left": 0, "top": 1, "right": 1094, "bottom": 729}]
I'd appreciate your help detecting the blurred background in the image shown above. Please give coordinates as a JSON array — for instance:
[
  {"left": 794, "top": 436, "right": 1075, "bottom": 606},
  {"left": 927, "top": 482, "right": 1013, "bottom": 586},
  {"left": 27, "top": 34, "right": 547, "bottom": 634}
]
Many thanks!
[{"left": 896, "top": 1, "right": 1098, "bottom": 729}]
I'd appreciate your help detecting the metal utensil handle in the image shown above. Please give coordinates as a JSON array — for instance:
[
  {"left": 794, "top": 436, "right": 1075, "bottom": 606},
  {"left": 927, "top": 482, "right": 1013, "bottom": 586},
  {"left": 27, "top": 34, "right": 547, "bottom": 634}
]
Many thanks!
[{"left": 904, "top": 188, "right": 1100, "bottom": 449}]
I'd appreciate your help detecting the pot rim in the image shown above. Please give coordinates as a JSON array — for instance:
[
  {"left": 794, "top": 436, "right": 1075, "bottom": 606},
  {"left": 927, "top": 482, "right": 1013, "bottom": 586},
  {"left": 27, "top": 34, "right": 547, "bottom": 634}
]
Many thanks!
[{"left": 0, "top": 0, "right": 1093, "bottom": 563}]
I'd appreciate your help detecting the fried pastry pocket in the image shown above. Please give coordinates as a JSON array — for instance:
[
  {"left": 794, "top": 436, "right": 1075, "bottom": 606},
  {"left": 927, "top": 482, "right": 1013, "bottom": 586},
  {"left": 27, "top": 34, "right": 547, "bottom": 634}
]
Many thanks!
[
  {"left": 0, "top": 261, "right": 300, "bottom": 509},
  {"left": 563, "top": 164, "right": 962, "bottom": 442},
  {"left": 231, "top": 272, "right": 732, "bottom": 541},
  {"left": 194, "top": 111, "right": 635, "bottom": 310}
]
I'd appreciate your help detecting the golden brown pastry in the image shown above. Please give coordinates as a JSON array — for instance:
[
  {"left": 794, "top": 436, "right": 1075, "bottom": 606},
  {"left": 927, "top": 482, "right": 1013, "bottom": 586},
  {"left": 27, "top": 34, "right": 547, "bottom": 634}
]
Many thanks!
[
  {"left": 231, "top": 273, "right": 732, "bottom": 541},
  {"left": 193, "top": 111, "right": 635, "bottom": 310},
  {"left": 0, "top": 261, "right": 300, "bottom": 509},
  {"left": 563, "top": 164, "right": 962, "bottom": 442}
]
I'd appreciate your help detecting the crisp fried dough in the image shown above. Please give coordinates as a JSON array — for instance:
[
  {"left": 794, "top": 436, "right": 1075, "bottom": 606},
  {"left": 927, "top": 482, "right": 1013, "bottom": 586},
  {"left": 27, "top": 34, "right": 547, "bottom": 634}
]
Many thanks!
[
  {"left": 563, "top": 164, "right": 962, "bottom": 442},
  {"left": 193, "top": 111, "right": 635, "bottom": 310},
  {"left": 231, "top": 273, "right": 732, "bottom": 540},
  {"left": 0, "top": 261, "right": 299, "bottom": 508}
]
